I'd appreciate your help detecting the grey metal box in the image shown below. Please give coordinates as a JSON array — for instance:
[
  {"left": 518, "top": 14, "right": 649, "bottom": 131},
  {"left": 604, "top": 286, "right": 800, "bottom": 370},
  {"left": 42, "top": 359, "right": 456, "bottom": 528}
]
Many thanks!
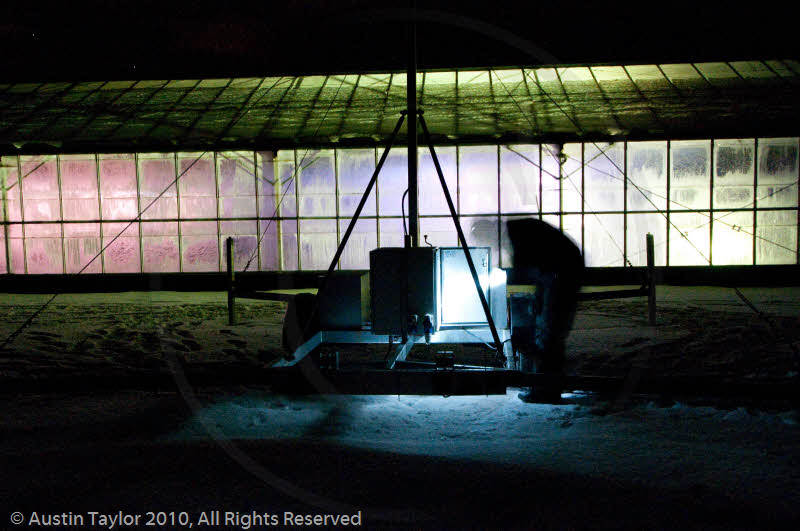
[{"left": 370, "top": 247, "right": 438, "bottom": 335}]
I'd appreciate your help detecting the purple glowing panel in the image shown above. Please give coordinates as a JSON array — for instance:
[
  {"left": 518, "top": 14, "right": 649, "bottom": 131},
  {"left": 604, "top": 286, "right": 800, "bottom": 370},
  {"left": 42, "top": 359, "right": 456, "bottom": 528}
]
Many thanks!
[
  {"left": 24, "top": 223, "right": 63, "bottom": 274},
  {"left": 459, "top": 146, "right": 498, "bottom": 215},
  {"left": 338, "top": 218, "right": 377, "bottom": 269},
  {"left": 378, "top": 218, "right": 404, "bottom": 248},
  {"left": 220, "top": 220, "right": 257, "bottom": 271},
  {"left": 21, "top": 156, "right": 60, "bottom": 222},
  {"left": 338, "top": 149, "right": 376, "bottom": 217},
  {"left": 7, "top": 224, "right": 25, "bottom": 273},
  {"left": 0, "top": 232, "right": 6, "bottom": 274},
  {"left": 420, "top": 217, "right": 456, "bottom": 247},
  {"left": 377, "top": 152, "right": 408, "bottom": 216},
  {"left": 540, "top": 146, "right": 562, "bottom": 213},
  {"left": 139, "top": 154, "right": 177, "bottom": 220},
  {"left": 298, "top": 150, "right": 335, "bottom": 217},
  {"left": 274, "top": 151, "right": 297, "bottom": 218},
  {"left": 560, "top": 144, "right": 584, "bottom": 213},
  {"left": 178, "top": 154, "right": 216, "bottom": 219},
  {"left": 299, "top": 219, "right": 336, "bottom": 270},
  {"left": 419, "top": 146, "right": 456, "bottom": 215},
  {"left": 500, "top": 145, "right": 540, "bottom": 215},
  {"left": 102, "top": 222, "right": 140, "bottom": 273},
  {"left": 256, "top": 151, "right": 277, "bottom": 217},
  {"left": 60, "top": 155, "right": 99, "bottom": 221},
  {"left": 280, "top": 220, "right": 298, "bottom": 271},
  {"left": 1, "top": 155, "right": 22, "bottom": 222},
  {"left": 63, "top": 223, "right": 101, "bottom": 273},
  {"left": 219, "top": 152, "right": 257, "bottom": 218},
  {"left": 99, "top": 154, "right": 138, "bottom": 220},
  {"left": 142, "top": 221, "right": 179, "bottom": 272},
  {"left": 258, "top": 220, "right": 279, "bottom": 271},
  {"left": 181, "top": 221, "right": 219, "bottom": 272}
]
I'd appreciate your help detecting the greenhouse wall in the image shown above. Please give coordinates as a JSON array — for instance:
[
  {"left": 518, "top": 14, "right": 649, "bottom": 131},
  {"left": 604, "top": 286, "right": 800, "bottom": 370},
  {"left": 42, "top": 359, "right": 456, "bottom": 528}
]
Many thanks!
[{"left": 0, "top": 138, "right": 797, "bottom": 275}]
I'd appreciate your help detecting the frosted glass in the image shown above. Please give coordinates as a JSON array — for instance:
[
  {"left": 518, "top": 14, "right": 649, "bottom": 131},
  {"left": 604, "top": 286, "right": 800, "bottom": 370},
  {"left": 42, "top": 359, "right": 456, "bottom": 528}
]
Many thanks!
[
  {"left": 420, "top": 217, "right": 457, "bottom": 247},
  {"left": 181, "top": 221, "right": 219, "bottom": 272},
  {"left": 256, "top": 151, "right": 278, "bottom": 218},
  {"left": 757, "top": 138, "right": 798, "bottom": 208},
  {"left": 500, "top": 145, "right": 540, "bottom": 214},
  {"left": 25, "top": 223, "right": 63, "bottom": 274},
  {"left": 670, "top": 141, "right": 710, "bottom": 210},
  {"left": 669, "top": 212, "right": 711, "bottom": 265},
  {"left": 275, "top": 151, "right": 297, "bottom": 218},
  {"left": 139, "top": 154, "right": 177, "bottom": 220},
  {"left": 462, "top": 216, "right": 499, "bottom": 268},
  {"left": 459, "top": 145, "right": 498, "bottom": 214},
  {"left": 627, "top": 141, "right": 667, "bottom": 211},
  {"left": 714, "top": 139, "right": 754, "bottom": 209},
  {"left": 377, "top": 151, "right": 408, "bottom": 216},
  {"left": 8, "top": 224, "right": 25, "bottom": 273},
  {"left": 257, "top": 219, "right": 279, "bottom": 271},
  {"left": 63, "top": 223, "right": 101, "bottom": 273},
  {"left": 1, "top": 155, "right": 22, "bottom": 223},
  {"left": 178, "top": 153, "right": 216, "bottom": 219},
  {"left": 0, "top": 231, "right": 5, "bottom": 274},
  {"left": 562, "top": 214, "right": 583, "bottom": 259},
  {"left": 21, "top": 156, "right": 59, "bottom": 222},
  {"left": 757, "top": 210, "right": 797, "bottom": 264},
  {"left": 220, "top": 220, "right": 258, "bottom": 271},
  {"left": 338, "top": 218, "right": 377, "bottom": 269},
  {"left": 142, "top": 221, "right": 179, "bottom": 272},
  {"left": 419, "top": 146, "right": 456, "bottom": 215},
  {"left": 99, "top": 154, "right": 138, "bottom": 220},
  {"left": 280, "top": 220, "right": 298, "bottom": 271},
  {"left": 712, "top": 211, "right": 753, "bottom": 265},
  {"left": 584, "top": 214, "right": 623, "bottom": 267},
  {"left": 560, "top": 144, "right": 583, "bottom": 213},
  {"left": 585, "top": 142, "right": 624, "bottom": 212},
  {"left": 60, "top": 155, "right": 99, "bottom": 221},
  {"left": 102, "top": 222, "right": 140, "bottom": 273},
  {"left": 540, "top": 145, "right": 561, "bottom": 213},
  {"left": 338, "top": 148, "right": 376, "bottom": 217},
  {"left": 627, "top": 214, "right": 667, "bottom": 266},
  {"left": 378, "top": 218, "right": 405, "bottom": 248},
  {"left": 298, "top": 149, "right": 335, "bottom": 217},
  {"left": 299, "top": 219, "right": 336, "bottom": 270}
]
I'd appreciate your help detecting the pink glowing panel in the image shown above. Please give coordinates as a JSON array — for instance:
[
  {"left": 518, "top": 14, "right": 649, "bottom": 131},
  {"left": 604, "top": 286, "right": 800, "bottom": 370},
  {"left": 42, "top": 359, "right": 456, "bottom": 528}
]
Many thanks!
[
  {"left": 220, "top": 220, "right": 257, "bottom": 271},
  {"left": 257, "top": 219, "right": 279, "bottom": 271},
  {"left": 500, "top": 145, "right": 540, "bottom": 215},
  {"left": 256, "top": 151, "right": 277, "bottom": 217},
  {"left": 138, "top": 154, "right": 177, "bottom": 220},
  {"left": 299, "top": 219, "right": 336, "bottom": 270},
  {"left": 459, "top": 146, "right": 498, "bottom": 215},
  {"left": 419, "top": 146, "right": 456, "bottom": 215},
  {"left": 63, "top": 223, "right": 102, "bottom": 273},
  {"left": 338, "top": 149, "right": 376, "bottom": 217},
  {"left": 102, "top": 222, "right": 140, "bottom": 273},
  {"left": 99, "top": 154, "right": 138, "bottom": 220},
  {"left": 1, "top": 155, "right": 22, "bottom": 222},
  {"left": 181, "top": 221, "right": 219, "bottom": 272},
  {"left": 268, "top": 151, "right": 297, "bottom": 218},
  {"left": 24, "top": 223, "right": 63, "bottom": 274},
  {"left": 21, "top": 156, "right": 60, "bottom": 222},
  {"left": 7, "top": 224, "right": 25, "bottom": 273},
  {"left": 219, "top": 152, "right": 257, "bottom": 218},
  {"left": 60, "top": 155, "right": 99, "bottom": 221},
  {"left": 178, "top": 154, "right": 216, "bottom": 219},
  {"left": 142, "top": 221, "right": 179, "bottom": 272},
  {"left": 337, "top": 218, "right": 377, "bottom": 269},
  {"left": 0, "top": 231, "right": 6, "bottom": 273},
  {"left": 280, "top": 220, "right": 298, "bottom": 271}
]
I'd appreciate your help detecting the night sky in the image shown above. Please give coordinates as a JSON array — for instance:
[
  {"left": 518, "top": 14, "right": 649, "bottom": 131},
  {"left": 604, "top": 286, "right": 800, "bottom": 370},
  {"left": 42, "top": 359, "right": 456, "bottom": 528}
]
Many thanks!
[{"left": 1, "top": 0, "right": 797, "bottom": 82}]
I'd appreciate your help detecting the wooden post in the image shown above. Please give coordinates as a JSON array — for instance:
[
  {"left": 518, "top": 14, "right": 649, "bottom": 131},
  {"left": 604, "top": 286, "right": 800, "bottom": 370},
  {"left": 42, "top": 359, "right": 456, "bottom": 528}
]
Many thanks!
[
  {"left": 646, "top": 233, "right": 656, "bottom": 325},
  {"left": 226, "top": 236, "right": 235, "bottom": 326}
]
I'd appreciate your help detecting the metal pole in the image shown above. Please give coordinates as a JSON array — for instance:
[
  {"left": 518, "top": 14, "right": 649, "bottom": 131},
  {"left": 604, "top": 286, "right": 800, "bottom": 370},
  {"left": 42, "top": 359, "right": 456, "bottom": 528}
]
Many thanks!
[
  {"left": 419, "top": 114, "right": 502, "bottom": 352},
  {"left": 226, "top": 236, "right": 236, "bottom": 325},
  {"left": 407, "top": 11, "right": 418, "bottom": 248}
]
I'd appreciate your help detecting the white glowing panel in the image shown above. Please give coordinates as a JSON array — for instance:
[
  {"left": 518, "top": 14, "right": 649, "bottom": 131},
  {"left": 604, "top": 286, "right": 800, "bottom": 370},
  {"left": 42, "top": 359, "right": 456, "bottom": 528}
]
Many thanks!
[{"left": 439, "top": 247, "right": 490, "bottom": 326}]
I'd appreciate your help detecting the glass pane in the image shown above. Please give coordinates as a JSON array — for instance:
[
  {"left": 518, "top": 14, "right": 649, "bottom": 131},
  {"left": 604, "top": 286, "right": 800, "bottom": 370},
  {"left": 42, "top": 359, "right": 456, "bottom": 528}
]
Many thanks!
[
  {"left": 60, "top": 154, "right": 99, "bottom": 221},
  {"left": 541, "top": 144, "right": 561, "bottom": 213},
  {"left": 712, "top": 211, "right": 753, "bottom": 265},
  {"left": 181, "top": 221, "right": 219, "bottom": 272},
  {"left": 562, "top": 214, "right": 583, "bottom": 260},
  {"left": 338, "top": 148, "right": 376, "bottom": 217},
  {"left": 99, "top": 154, "right": 138, "bottom": 220},
  {"left": 102, "top": 222, "right": 140, "bottom": 273},
  {"left": 8, "top": 224, "right": 24, "bottom": 273},
  {"left": 500, "top": 145, "right": 540, "bottom": 214},
  {"left": 462, "top": 216, "right": 499, "bottom": 268},
  {"left": 256, "top": 151, "right": 278, "bottom": 218},
  {"left": 21, "top": 155, "right": 59, "bottom": 222},
  {"left": 585, "top": 142, "right": 624, "bottom": 212},
  {"left": 258, "top": 219, "right": 280, "bottom": 271},
  {"left": 218, "top": 151, "right": 256, "bottom": 219},
  {"left": 419, "top": 146, "right": 456, "bottom": 215},
  {"left": 0, "top": 230, "right": 5, "bottom": 274},
  {"left": 757, "top": 138, "right": 798, "bottom": 208},
  {"left": 757, "top": 210, "right": 797, "bottom": 264},
  {"left": 139, "top": 153, "right": 177, "bottom": 220},
  {"left": 25, "top": 223, "right": 62, "bottom": 273},
  {"left": 584, "top": 214, "right": 624, "bottom": 267},
  {"left": 298, "top": 149, "right": 335, "bottom": 217},
  {"left": 220, "top": 220, "right": 258, "bottom": 272},
  {"left": 669, "top": 212, "right": 711, "bottom": 265},
  {"left": 1, "top": 155, "right": 22, "bottom": 223},
  {"left": 274, "top": 150, "right": 297, "bottom": 218},
  {"left": 627, "top": 141, "right": 667, "bottom": 212},
  {"left": 670, "top": 140, "right": 710, "bottom": 210},
  {"left": 420, "top": 217, "right": 457, "bottom": 247},
  {"left": 299, "top": 219, "right": 336, "bottom": 270},
  {"left": 63, "top": 223, "right": 101, "bottom": 273},
  {"left": 378, "top": 218, "right": 405, "bottom": 248},
  {"left": 280, "top": 220, "right": 298, "bottom": 270},
  {"left": 459, "top": 145, "right": 498, "bottom": 215},
  {"left": 142, "top": 221, "right": 179, "bottom": 272},
  {"left": 626, "top": 213, "right": 667, "bottom": 267},
  {"left": 560, "top": 144, "right": 583, "bottom": 213},
  {"left": 178, "top": 153, "right": 216, "bottom": 219},
  {"left": 377, "top": 151, "right": 407, "bottom": 217},
  {"left": 714, "top": 139, "right": 754, "bottom": 209},
  {"left": 338, "top": 218, "right": 377, "bottom": 269}
]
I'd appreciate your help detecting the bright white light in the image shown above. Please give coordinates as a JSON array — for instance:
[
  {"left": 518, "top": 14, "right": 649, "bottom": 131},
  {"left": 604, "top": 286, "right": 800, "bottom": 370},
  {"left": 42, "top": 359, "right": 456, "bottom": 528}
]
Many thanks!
[{"left": 489, "top": 267, "right": 506, "bottom": 289}]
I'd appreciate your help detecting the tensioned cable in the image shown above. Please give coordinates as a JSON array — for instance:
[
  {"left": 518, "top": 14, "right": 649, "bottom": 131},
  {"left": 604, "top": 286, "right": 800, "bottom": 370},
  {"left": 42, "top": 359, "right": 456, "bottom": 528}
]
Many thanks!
[{"left": 0, "top": 76, "right": 289, "bottom": 350}]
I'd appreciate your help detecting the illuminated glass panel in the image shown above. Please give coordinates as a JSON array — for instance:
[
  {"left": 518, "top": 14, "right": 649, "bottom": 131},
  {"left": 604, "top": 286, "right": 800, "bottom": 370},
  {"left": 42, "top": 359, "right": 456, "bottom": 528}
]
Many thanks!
[
  {"left": 8, "top": 224, "right": 25, "bottom": 273},
  {"left": 256, "top": 151, "right": 277, "bottom": 218},
  {"left": 714, "top": 139, "right": 754, "bottom": 209},
  {"left": 377, "top": 151, "right": 407, "bottom": 217},
  {"left": 257, "top": 219, "right": 279, "bottom": 271},
  {"left": 220, "top": 220, "right": 258, "bottom": 271},
  {"left": 500, "top": 145, "right": 540, "bottom": 214},
  {"left": 298, "top": 149, "right": 335, "bottom": 217},
  {"left": 99, "top": 154, "right": 138, "bottom": 220},
  {"left": 712, "top": 211, "right": 753, "bottom": 265},
  {"left": 627, "top": 141, "right": 667, "bottom": 212},
  {"left": 299, "top": 219, "right": 336, "bottom": 270},
  {"left": 669, "top": 212, "right": 711, "bottom": 265},
  {"left": 338, "top": 218, "right": 377, "bottom": 269},
  {"left": 275, "top": 150, "right": 297, "bottom": 218},
  {"left": 562, "top": 214, "right": 583, "bottom": 259},
  {"left": 419, "top": 146, "right": 456, "bottom": 215},
  {"left": 138, "top": 153, "right": 177, "bottom": 220},
  {"left": 462, "top": 216, "right": 499, "bottom": 267},
  {"left": 757, "top": 210, "right": 797, "bottom": 264},
  {"left": 585, "top": 142, "right": 624, "bottom": 212},
  {"left": 0, "top": 230, "right": 5, "bottom": 274},
  {"left": 217, "top": 151, "right": 256, "bottom": 219},
  {"left": 280, "top": 220, "right": 298, "bottom": 270},
  {"left": 25, "top": 223, "right": 62, "bottom": 274},
  {"left": 584, "top": 214, "right": 624, "bottom": 267},
  {"left": 560, "top": 144, "right": 583, "bottom": 213},
  {"left": 102, "top": 222, "right": 140, "bottom": 273},
  {"left": 626, "top": 213, "right": 667, "bottom": 266},
  {"left": 757, "top": 138, "right": 798, "bottom": 208},
  {"left": 1, "top": 155, "right": 22, "bottom": 223},
  {"left": 21, "top": 155, "right": 59, "bottom": 222},
  {"left": 338, "top": 148, "right": 376, "bottom": 217},
  {"left": 378, "top": 218, "right": 404, "bottom": 248},
  {"left": 459, "top": 145, "right": 498, "bottom": 215},
  {"left": 60, "top": 155, "right": 99, "bottom": 221},
  {"left": 177, "top": 153, "right": 216, "bottom": 219},
  {"left": 180, "top": 220, "right": 219, "bottom": 272},
  {"left": 670, "top": 140, "right": 710, "bottom": 210},
  {"left": 63, "top": 223, "right": 101, "bottom": 274},
  {"left": 420, "top": 217, "right": 457, "bottom": 247},
  {"left": 142, "top": 221, "right": 179, "bottom": 272},
  {"left": 540, "top": 145, "right": 561, "bottom": 213}
]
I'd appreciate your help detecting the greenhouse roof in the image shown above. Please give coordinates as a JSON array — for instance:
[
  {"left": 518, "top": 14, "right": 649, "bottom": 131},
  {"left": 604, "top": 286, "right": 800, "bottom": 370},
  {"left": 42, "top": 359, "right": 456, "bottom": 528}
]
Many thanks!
[{"left": 1, "top": 60, "right": 799, "bottom": 153}]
